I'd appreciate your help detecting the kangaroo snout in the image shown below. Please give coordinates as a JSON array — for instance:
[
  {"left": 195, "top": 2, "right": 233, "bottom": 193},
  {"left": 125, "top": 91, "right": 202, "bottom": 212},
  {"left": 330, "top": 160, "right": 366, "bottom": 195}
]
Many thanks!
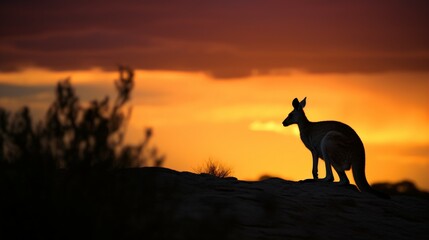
[{"left": 282, "top": 119, "right": 289, "bottom": 127}]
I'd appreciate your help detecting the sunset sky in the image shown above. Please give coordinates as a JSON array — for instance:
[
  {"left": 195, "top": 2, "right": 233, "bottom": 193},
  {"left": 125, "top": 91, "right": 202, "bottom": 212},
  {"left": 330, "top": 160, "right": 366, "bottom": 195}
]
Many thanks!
[{"left": 1, "top": 1, "right": 428, "bottom": 189}]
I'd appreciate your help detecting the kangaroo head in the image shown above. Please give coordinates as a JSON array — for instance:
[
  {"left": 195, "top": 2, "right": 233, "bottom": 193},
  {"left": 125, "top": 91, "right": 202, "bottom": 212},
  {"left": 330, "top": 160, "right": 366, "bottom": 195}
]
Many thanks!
[{"left": 282, "top": 97, "right": 307, "bottom": 126}]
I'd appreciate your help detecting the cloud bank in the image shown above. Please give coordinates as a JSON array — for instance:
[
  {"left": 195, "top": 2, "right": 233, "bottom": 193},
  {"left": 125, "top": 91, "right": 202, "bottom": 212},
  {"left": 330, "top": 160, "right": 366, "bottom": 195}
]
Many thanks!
[{"left": 1, "top": 0, "right": 428, "bottom": 78}]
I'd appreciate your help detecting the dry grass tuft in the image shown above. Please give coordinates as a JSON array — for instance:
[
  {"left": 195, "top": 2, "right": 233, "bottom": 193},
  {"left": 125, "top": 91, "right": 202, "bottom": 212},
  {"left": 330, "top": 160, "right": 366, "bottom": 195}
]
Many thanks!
[{"left": 196, "top": 159, "right": 232, "bottom": 178}]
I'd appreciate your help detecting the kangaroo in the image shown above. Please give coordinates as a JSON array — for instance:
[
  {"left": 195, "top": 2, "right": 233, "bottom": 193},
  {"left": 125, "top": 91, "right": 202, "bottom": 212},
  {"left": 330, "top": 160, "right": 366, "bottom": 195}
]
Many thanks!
[{"left": 282, "top": 97, "right": 389, "bottom": 199}]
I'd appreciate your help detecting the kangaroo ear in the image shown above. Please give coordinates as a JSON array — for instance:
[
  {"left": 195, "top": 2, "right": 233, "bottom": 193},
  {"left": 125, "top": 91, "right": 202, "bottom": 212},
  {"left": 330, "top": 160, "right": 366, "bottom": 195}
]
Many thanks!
[
  {"left": 300, "top": 97, "right": 307, "bottom": 108},
  {"left": 292, "top": 98, "right": 300, "bottom": 109}
]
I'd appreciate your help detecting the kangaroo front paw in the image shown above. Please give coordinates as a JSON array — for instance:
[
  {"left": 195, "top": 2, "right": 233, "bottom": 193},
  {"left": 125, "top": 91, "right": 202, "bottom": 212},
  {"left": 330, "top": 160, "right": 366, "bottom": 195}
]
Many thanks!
[{"left": 312, "top": 171, "right": 318, "bottom": 180}]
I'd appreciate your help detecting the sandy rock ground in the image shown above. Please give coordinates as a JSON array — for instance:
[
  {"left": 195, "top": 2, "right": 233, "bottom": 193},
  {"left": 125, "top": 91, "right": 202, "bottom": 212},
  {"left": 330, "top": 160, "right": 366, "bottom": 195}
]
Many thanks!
[{"left": 2, "top": 167, "right": 428, "bottom": 240}]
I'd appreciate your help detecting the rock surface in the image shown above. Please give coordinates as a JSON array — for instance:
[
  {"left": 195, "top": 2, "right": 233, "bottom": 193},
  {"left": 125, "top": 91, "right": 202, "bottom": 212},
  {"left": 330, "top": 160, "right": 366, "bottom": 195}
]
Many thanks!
[{"left": 2, "top": 167, "right": 428, "bottom": 239}]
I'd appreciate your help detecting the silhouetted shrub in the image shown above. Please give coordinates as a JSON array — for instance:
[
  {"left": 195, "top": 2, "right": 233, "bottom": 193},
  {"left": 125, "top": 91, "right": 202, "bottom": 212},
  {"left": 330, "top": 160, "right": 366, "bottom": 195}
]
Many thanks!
[
  {"left": 196, "top": 159, "right": 232, "bottom": 178},
  {"left": 372, "top": 180, "right": 429, "bottom": 199},
  {"left": 0, "top": 66, "right": 165, "bottom": 171}
]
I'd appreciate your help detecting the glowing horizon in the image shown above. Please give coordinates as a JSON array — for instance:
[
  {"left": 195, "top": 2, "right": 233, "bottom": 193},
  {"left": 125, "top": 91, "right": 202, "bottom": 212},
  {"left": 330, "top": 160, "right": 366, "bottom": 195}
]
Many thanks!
[{"left": 1, "top": 68, "right": 428, "bottom": 190}]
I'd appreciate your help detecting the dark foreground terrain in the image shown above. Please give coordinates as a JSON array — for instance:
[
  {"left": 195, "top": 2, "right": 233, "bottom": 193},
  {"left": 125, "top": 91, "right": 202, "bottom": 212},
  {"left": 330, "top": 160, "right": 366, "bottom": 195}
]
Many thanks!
[{"left": 1, "top": 167, "right": 428, "bottom": 240}]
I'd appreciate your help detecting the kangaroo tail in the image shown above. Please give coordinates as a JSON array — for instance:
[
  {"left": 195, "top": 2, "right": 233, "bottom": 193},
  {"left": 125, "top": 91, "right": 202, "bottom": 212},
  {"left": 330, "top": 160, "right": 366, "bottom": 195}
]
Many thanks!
[{"left": 352, "top": 162, "right": 390, "bottom": 199}]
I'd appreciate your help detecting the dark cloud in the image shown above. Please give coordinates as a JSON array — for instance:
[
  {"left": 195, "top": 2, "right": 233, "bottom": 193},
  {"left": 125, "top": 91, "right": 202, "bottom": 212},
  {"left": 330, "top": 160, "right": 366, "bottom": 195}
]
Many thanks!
[
  {"left": 1, "top": 0, "right": 428, "bottom": 78},
  {"left": 0, "top": 81, "right": 166, "bottom": 107},
  {"left": 0, "top": 83, "right": 52, "bottom": 98}
]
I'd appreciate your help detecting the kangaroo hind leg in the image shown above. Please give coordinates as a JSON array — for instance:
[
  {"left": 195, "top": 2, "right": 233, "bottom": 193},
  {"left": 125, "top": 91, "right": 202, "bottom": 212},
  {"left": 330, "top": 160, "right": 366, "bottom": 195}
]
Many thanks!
[
  {"left": 321, "top": 131, "right": 351, "bottom": 184},
  {"left": 332, "top": 164, "right": 350, "bottom": 185},
  {"left": 322, "top": 131, "right": 352, "bottom": 171}
]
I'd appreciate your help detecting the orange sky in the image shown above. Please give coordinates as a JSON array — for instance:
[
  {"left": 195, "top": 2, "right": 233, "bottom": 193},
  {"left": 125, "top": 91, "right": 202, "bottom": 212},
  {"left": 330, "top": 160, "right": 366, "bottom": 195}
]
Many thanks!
[
  {"left": 130, "top": 70, "right": 429, "bottom": 189},
  {"left": 1, "top": 69, "right": 428, "bottom": 190},
  {"left": 1, "top": 1, "right": 428, "bottom": 189}
]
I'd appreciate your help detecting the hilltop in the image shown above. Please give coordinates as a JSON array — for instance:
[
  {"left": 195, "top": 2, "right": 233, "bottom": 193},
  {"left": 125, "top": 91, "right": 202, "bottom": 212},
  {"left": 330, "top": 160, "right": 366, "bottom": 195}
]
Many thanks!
[{"left": 1, "top": 167, "right": 428, "bottom": 239}]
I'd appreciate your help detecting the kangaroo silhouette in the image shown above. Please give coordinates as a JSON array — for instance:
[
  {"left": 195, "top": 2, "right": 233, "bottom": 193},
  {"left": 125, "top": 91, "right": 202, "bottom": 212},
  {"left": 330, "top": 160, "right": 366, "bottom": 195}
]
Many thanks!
[{"left": 282, "top": 97, "right": 389, "bottom": 199}]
